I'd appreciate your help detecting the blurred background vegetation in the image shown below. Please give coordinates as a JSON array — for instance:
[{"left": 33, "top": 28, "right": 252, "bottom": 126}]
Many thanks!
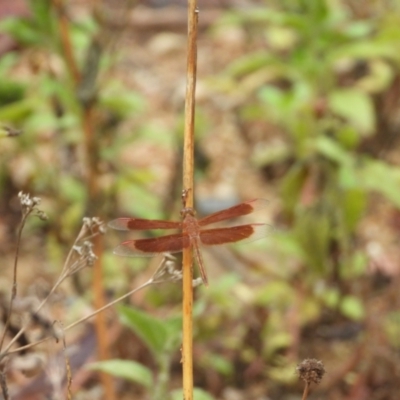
[{"left": 1, "top": 0, "right": 400, "bottom": 399}]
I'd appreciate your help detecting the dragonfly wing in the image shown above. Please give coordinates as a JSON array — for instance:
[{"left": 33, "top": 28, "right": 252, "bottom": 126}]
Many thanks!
[
  {"left": 113, "top": 232, "right": 190, "bottom": 257},
  {"left": 199, "top": 223, "right": 273, "bottom": 246},
  {"left": 198, "top": 199, "right": 269, "bottom": 226},
  {"left": 108, "top": 218, "right": 182, "bottom": 231}
]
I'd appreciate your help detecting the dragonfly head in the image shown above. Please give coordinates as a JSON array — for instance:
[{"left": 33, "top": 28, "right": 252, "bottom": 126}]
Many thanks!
[{"left": 180, "top": 207, "right": 196, "bottom": 217}]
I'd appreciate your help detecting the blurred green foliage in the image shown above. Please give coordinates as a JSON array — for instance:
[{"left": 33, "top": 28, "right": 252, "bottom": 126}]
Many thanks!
[
  {"left": 0, "top": 0, "right": 171, "bottom": 263},
  {"left": 203, "top": 0, "right": 400, "bottom": 390}
]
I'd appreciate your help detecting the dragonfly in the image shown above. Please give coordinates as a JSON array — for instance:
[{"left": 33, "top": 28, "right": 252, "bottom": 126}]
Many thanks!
[{"left": 108, "top": 198, "right": 272, "bottom": 285}]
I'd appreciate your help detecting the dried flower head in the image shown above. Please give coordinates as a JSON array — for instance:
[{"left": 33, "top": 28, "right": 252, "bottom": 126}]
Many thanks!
[
  {"left": 152, "top": 254, "right": 182, "bottom": 283},
  {"left": 72, "top": 240, "right": 97, "bottom": 268},
  {"left": 18, "top": 192, "right": 48, "bottom": 220},
  {"left": 297, "top": 358, "right": 325, "bottom": 385}
]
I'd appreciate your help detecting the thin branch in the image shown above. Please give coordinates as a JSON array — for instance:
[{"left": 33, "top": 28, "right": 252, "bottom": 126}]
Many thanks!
[
  {"left": 4, "top": 255, "right": 180, "bottom": 356},
  {"left": 0, "top": 194, "right": 47, "bottom": 352},
  {"left": 0, "top": 212, "right": 28, "bottom": 352}
]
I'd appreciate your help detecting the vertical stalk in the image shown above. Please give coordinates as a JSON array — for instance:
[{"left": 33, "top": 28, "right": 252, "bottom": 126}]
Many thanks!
[
  {"left": 52, "top": 2, "right": 115, "bottom": 399},
  {"left": 182, "top": 1, "right": 198, "bottom": 399}
]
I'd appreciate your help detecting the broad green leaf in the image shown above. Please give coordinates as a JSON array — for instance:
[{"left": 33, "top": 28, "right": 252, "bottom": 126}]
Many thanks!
[
  {"left": 341, "top": 189, "right": 366, "bottom": 231},
  {"left": 88, "top": 359, "right": 153, "bottom": 388},
  {"left": 266, "top": 26, "right": 297, "bottom": 51},
  {"left": 0, "top": 18, "right": 41, "bottom": 45},
  {"left": 338, "top": 163, "right": 358, "bottom": 188},
  {"left": 330, "top": 40, "right": 400, "bottom": 62},
  {"left": 0, "top": 99, "right": 35, "bottom": 122},
  {"left": 201, "top": 353, "right": 233, "bottom": 376},
  {"left": 335, "top": 125, "right": 360, "bottom": 149},
  {"left": 340, "top": 295, "right": 365, "bottom": 320},
  {"left": 328, "top": 88, "right": 375, "bottom": 134},
  {"left": 315, "top": 136, "right": 351, "bottom": 165},
  {"left": 251, "top": 141, "right": 292, "bottom": 167},
  {"left": 118, "top": 305, "right": 168, "bottom": 355},
  {"left": 0, "top": 80, "right": 25, "bottom": 106},
  {"left": 356, "top": 160, "right": 400, "bottom": 208},
  {"left": 100, "top": 90, "right": 145, "bottom": 118},
  {"left": 226, "top": 52, "right": 274, "bottom": 77},
  {"left": 31, "top": 0, "right": 56, "bottom": 37}
]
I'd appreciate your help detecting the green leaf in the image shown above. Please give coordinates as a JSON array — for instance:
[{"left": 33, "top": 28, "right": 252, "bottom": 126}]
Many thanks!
[
  {"left": 315, "top": 136, "right": 351, "bottom": 165},
  {"left": 226, "top": 52, "right": 274, "bottom": 77},
  {"left": 340, "top": 251, "right": 368, "bottom": 279},
  {"left": 0, "top": 99, "right": 35, "bottom": 123},
  {"left": 294, "top": 209, "right": 331, "bottom": 273},
  {"left": 0, "top": 17, "right": 41, "bottom": 45},
  {"left": 328, "top": 88, "right": 375, "bottom": 134},
  {"left": 330, "top": 40, "right": 400, "bottom": 62},
  {"left": 118, "top": 305, "right": 169, "bottom": 355},
  {"left": 100, "top": 89, "right": 145, "bottom": 118},
  {"left": 88, "top": 359, "right": 153, "bottom": 388},
  {"left": 356, "top": 160, "right": 400, "bottom": 208},
  {"left": 251, "top": 141, "right": 292, "bottom": 167},
  {"left": 264, "top": 331, "right": 292, "bottom": 358},
  {"left": 341, "top": 189, "right": 366, "bottom": 231},
  {"left": 322, "top": 287, "right": 340, "bottom": 308},
  {"left": 335, "top": 125, "right": 360, "bottom": 149},
  {"left": 280, "top": 163, "right": 307, "bottom": 212},
  {"left": 340, "top": 295, "right": 365, "bottom": 320},
  {"left": 384, "top": 311, "right": 400, "bottom": 347},
  {"left": 256, "top": 281, "right": 295, "bottom": 307},
  {"left": 201, "top": 353, "right": 233, "bottom": 376}
]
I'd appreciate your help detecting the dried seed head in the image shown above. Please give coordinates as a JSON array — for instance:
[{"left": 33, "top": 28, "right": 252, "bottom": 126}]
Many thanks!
[
  {"left": 297, "top": 359, "right": 325, "bottom": 385},
  {"left": 72, "top": 241, "right": 97, "bottom": 267},
  {"left": 83, "top": 217, "right": 104, "bottom": 231},
  {"left": 35, "top": 210, "right": 48, "bottom": 221},
  {"left": 18, "top": 192, "right": 47, "bottom": 220},
  {"left": 152, "top": 254, "right": 182, "bottom": 283}
]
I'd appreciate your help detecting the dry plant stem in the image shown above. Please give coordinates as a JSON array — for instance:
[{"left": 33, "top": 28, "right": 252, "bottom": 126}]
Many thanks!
[
  {"left": 0, "top": 211, "right": 30, "bottom": 351},
  {"left": 0, "top": 224, "right": 99, "bottom": 357},
  {"left": 52, "top": 0, "right": 81, "bottom": 83},
  {"left": 301, "top": 382, "right": 310, "bottom": 400},
  {"left": 53, "top": 0, "right": 114, "bottom": 398},
  {"left": 4, "top": 264, "right": 178, "bottom": 356},
  {"left": 182, "top": 1, "right": 198, "bottom": 399}
]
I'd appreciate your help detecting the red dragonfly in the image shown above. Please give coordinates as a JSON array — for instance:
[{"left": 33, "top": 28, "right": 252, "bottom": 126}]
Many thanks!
[{"left": 108, "top": 199, "right": 272, "bottom": 285}]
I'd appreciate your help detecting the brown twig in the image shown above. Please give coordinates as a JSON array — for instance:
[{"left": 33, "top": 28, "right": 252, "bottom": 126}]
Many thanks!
[
  {"left": 51, "top": 0, "right": 114, "bottom": 398},
  {"left": 182, "top": 1, "right": 198, "bottom": 399},
  {"left": 0, "top": 212, "right": 28, "bottom": 352},
  {"left": 52, "top": 0, "right": 81, "bottom": 83},
  {"left": 0, "top": 194, "right": 46, "bottom": 352},
  {"left": 0, "top": 218, "right": 102, "bottom": 358},
  {"left": 4, "top": 254, "right": 180, "bottom": 356}
]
